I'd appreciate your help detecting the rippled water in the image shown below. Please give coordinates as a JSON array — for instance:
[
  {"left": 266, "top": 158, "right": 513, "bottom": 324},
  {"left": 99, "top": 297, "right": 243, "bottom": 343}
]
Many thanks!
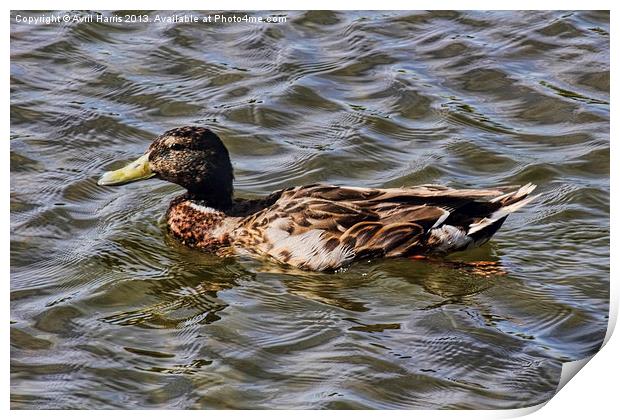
[{"left": 10, "top": 10, "right": 609, "bottom": 409}]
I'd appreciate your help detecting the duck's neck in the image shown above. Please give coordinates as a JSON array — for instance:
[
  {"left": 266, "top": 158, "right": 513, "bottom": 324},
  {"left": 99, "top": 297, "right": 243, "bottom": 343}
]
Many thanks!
[{"left": 187, "top": 188, "right": 233, "bottom": 211}]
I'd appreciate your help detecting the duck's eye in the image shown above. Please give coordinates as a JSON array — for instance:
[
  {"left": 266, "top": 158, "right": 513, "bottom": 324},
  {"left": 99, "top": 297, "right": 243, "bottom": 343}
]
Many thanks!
[{"left": 169, "top": 143, "right": 185, "bottom": 151}]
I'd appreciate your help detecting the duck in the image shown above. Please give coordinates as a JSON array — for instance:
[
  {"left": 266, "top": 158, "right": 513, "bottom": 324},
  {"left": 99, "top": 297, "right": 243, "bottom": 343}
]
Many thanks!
[{"left": 98, "top": 126, "right": 538, "bottom": 271}]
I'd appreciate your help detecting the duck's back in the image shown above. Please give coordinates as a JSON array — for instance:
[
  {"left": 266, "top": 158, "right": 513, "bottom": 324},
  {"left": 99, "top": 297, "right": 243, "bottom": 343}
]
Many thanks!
[{"left": 230, "top": 183, "right": 537, "bottom": 271}]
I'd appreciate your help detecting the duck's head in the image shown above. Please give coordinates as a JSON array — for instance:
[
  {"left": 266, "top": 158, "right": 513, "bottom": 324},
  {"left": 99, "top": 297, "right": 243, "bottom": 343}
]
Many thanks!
[{"left": 98, "top": 126, "right": 234, "bottom": 208}]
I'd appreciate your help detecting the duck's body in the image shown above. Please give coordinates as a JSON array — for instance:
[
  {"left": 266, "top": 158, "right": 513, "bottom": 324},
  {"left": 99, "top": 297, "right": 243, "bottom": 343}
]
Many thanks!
[
  {"left": 99, "top": 127, "right": 538, "bottom": 271},
  {"left": 165, "top": 182, "right": 537, "bottom": 271}
]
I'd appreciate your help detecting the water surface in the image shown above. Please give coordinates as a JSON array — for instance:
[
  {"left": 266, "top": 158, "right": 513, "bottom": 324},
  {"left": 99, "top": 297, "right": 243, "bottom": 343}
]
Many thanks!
[{"left": 10, "top": 10, "right": 609, "bottom": 409}]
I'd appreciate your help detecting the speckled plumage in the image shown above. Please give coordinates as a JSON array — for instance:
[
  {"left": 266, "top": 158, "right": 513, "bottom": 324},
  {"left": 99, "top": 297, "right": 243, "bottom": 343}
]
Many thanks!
[
  {"left": 166, "top": 182, "right": 538, "bottom": 270},
  {"left": 100, "top": 126, "right": 538, "bottom": 271}
]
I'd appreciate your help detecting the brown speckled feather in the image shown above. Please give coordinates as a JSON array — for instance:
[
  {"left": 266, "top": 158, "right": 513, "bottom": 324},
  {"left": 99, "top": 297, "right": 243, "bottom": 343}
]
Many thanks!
[
  {"left": 231, "top": 184, "right": 493, "bottom": 269},
  {"left": 165, "top": 183, "right": 537, "bottom": 271}
]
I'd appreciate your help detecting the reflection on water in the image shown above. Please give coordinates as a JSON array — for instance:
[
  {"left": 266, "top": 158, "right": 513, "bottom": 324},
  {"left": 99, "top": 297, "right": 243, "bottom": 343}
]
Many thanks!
[{"left": 11, "top": 10, "right": 608, "bottom": 409}]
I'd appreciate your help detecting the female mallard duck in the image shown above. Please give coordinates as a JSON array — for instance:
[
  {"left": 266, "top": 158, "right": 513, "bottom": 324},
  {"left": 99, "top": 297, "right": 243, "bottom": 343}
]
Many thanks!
[{"left": 98, "top": 126, "right": 538, "bottom": 271}]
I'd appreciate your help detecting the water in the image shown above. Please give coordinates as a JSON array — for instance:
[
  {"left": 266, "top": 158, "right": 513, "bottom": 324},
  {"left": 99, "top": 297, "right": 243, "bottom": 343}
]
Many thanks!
[{"left": 10, "top": 10, "right": 609, "bottom": 409}]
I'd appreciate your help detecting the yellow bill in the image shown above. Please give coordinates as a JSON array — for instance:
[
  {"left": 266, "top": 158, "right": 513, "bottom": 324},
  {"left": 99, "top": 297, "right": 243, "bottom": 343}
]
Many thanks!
[{"left": 97, "top": 153, "right": 155, "bottom": 186}]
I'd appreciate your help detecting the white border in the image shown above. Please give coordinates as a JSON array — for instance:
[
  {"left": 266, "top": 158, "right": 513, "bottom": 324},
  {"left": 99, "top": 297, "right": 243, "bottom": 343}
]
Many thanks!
[
  {"left": 4, "top": 0, "right": 620, "bottom": 10},
  {"left": 5, "top": 1, "right": 616, "bottom": 418}
]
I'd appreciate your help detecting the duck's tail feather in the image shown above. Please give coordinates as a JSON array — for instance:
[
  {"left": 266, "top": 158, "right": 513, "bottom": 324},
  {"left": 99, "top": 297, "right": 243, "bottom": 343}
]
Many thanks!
[{"left": 468, "top": 184, "right": 539, "bottom": 236}]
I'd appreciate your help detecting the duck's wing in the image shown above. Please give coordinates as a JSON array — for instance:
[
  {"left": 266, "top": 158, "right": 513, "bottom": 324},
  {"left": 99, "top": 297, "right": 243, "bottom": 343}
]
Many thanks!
[
  {"left": 233, "top": 186, "right": 375, "bottom": 269},
  {"left": 234, "top": 183, "right": 536, "bottom": 270}
]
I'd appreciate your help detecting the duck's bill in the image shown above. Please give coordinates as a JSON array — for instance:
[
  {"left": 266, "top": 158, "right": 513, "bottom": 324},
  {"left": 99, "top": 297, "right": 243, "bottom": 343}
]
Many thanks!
[{"left": 97, "top": 154, "right": 155, "bottom": 186}]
